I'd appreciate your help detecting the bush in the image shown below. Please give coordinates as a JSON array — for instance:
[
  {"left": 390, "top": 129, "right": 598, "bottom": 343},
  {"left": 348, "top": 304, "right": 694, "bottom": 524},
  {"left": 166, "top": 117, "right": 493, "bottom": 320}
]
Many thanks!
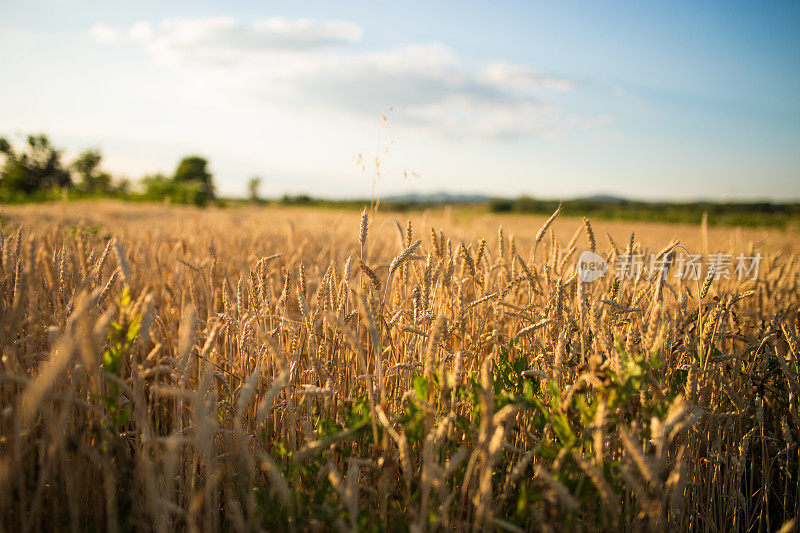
[
  {"left": 142, "top": 174, "right": 209, "bottom": 207},
  {"left": 488, "top": 198, "right": 514, "bottom": 212}
]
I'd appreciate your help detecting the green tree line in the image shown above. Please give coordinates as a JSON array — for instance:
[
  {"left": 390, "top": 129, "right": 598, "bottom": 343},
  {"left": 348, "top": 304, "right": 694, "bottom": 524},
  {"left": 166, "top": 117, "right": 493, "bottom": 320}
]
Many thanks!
[{"left": 0, "top": 134, "right": 216, "bottom": 206}]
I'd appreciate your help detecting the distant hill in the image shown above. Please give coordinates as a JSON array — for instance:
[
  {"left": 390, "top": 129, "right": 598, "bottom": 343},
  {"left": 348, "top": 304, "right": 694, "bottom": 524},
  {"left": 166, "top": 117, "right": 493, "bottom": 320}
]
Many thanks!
[
  {"left": 381, "top": 192, "right": 632, "bottom": 205},
  {"left": 382, "top": 192, "right": 492, "bottom": 204},
  {"left": 580, "top": 194, "right": 627, "bottom": 203}
]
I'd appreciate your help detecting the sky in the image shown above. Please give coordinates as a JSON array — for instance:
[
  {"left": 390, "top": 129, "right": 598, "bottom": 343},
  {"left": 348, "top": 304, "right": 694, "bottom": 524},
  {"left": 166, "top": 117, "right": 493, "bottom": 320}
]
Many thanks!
[{"left": 1, "top": 0, "right": 799, "bottom": 201}]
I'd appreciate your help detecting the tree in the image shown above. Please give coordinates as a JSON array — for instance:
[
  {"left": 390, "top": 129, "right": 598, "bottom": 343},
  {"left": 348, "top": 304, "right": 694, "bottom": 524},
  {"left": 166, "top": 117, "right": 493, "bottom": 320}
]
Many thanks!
[
  {"left": 114, "top": 177, "right": 131, "bottom": 195},
  {"left": 247, "top": 176, "right": 262, "bottom": 203},
  {"left": 0, "top": 134, "right": 72, "bottom": 195},
  {"left": 72, "top": 149, "right": 112, "bottom": 194},
  {"left": 173, "top": 155, "right": 214, "bottom": 205},
  {"left": 0, "top": 138, "right": 11, "bottom": 156},
  {"left": 142, "top": 173, "right": 174, "bottom": 203}
]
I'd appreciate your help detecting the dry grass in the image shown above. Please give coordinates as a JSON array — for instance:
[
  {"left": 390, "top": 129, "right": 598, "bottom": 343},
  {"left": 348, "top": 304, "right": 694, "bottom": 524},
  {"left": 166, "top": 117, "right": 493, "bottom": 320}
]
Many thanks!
[{"left": 0, "top": 201, "right": 798, "bottom": 532}]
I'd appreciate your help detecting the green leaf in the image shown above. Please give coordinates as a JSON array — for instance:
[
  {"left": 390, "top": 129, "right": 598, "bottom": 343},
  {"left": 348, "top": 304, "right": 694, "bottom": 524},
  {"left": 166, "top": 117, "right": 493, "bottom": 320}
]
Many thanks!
[{"left": 413, "top": 376, "right": 429, "bottom": 400}]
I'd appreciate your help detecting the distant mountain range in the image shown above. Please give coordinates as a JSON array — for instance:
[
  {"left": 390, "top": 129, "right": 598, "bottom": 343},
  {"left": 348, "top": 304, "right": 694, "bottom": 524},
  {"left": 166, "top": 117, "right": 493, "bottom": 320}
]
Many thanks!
[
  {"left": 580, "top": 194, "right": 627, "bottom": 203},
  {"left": 382, "top": 192, "right": 492, "bottom": 204},
  {"left": 381, "top": 192, "right": 629, "bottom": 204}
]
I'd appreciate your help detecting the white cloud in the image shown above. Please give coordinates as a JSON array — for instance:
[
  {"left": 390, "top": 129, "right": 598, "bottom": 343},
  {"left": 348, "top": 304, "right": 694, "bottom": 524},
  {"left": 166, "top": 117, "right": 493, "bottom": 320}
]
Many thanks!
[
  {"left": 91, "top": 17, "right": 605, "bottom": 140},
  {"left": 238, "top": 44, "right": 566, "bottom": 139},
  {"left": 136, "top": 17, "right": 362, "bottom": 65},
  {"left": 482, "top": 62, "right": 575, "bottom": 92},
  {"left": 89, "top": 23, "right": 118, "bottom": 43},
  {"left": 128, "top": 21, "right": 154, "bottom": 43}
]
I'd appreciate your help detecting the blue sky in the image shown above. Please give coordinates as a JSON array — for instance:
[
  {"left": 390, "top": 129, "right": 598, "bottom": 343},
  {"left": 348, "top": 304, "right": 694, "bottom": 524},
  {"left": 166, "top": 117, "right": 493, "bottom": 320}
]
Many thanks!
[{"left": 1, "top": 0, "right": 798, "bottom": 200}]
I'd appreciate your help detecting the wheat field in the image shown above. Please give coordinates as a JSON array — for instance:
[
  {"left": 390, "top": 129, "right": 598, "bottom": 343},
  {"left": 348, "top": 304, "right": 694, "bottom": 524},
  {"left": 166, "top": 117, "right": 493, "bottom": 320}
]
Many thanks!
[{"left": 0, "top": 201, "right": 798, "bottom": 532}]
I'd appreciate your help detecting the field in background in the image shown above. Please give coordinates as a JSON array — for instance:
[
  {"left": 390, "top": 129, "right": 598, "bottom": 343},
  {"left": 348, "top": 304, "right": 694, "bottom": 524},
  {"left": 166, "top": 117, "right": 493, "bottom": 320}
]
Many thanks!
[
  {"left": 0, "top": 201, "right": 798, "bottom": 531},
  {"left": 272, "top": 195, "right": 800, "bottom": 229},
  {"left": 3, "top": 200, "right": 799, "bottom": 252}
]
